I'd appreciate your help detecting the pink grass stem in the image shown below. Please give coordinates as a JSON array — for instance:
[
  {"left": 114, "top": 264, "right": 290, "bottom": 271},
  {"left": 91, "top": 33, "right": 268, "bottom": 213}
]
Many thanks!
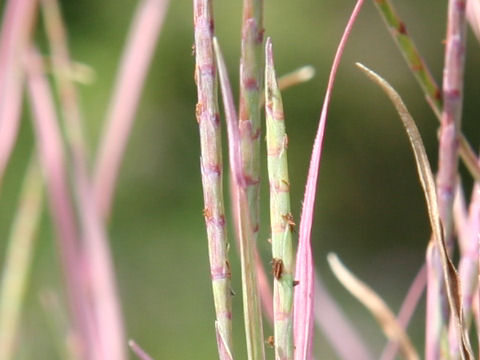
[
  {"left": 128, "top": 340, "right": 154, "bottom": 360},
  {"left": 453, "top": 184, "right": 470, "bottom": 256},
  {"left": 467, "top": 0, "right": 480, "bottom": 41},
  {"left": 429, "top": 0, "right": 468, "bottom": 358},
  {"left": 41, "top": 1, "right": 126, "bottom": 357},
  {"left": 447, "top": 180, "right": 480, "bottom": 357},
  {"left": 293, "top": 1, "right": 365, "bottom": 359},
  {"left": 25, "top": 47, "right": 100, "bottom": 360},
  {"left": 314, "top": 273, "right": 372, "bottom": 360},
  {"left": 194, "top": 4, "right": 234, "bottom": 358},
  {"left": 0, "top": 0, "right": 37, "bottom": 183},
  {"left": 93, "top": 0, "right": 170, "bottom": 218},
  {"left": 380, "top": 264, "right": 427, "bottom": 360},
  {"left": 255, "top": 248, "right": 274, "bottom": 323}
]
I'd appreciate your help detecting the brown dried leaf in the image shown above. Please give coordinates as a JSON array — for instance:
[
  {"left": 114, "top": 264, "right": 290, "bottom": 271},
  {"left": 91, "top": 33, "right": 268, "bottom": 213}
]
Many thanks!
[{"left": 356, "top": 63, "right": 473, "bottom": 360}]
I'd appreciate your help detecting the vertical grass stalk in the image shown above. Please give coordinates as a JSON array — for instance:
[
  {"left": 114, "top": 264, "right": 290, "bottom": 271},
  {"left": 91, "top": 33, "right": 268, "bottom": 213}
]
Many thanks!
[
  {"left": 372, "top": 0, "right": 480, "bottom": 181},
  {"left": 238, "top": 1, "right": 265, "bottom": 359},
  {"left": 437, "top": 1, "right": 468, "bottom": 358},
  {"left": 94, "top": 0, "right": 170, "bottom": 218},
  {"left": 0, "top": 158, "right": 43, "bottom": 360},
  {"left": 193, "top": 2, "right": 234, "bottom": 359},
  {"left": 265, "top": 38, "right": 294, "bottom": 360},
  {"left": 0, "top": 0, "right": 38, "bottom": 184},
  {"left": 25, "top": 47, "right": 100, "bottom": 360},
  {"left": 41, "top": 1, "right": 127, "bottom": 358}
]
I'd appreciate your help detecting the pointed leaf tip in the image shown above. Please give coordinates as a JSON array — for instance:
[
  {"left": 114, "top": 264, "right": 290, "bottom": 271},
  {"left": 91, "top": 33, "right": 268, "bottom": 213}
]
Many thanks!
[{"left": 356, "top": 63, "right": 473, "bottom": 360}]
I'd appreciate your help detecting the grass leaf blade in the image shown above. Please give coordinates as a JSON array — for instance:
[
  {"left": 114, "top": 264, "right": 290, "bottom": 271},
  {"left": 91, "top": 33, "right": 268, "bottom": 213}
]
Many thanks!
[{"left": 356, "top": 62, "right": 473, "bottom": 360}]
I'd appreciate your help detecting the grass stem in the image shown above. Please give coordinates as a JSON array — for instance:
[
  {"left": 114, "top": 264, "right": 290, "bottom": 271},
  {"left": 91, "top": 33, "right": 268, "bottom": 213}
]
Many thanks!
[
  {"left": 194, "top": 3, "right": 234, "bottom": 358},
  {"left": 0, "top": 158, "right": 43, "bottom": 360}
]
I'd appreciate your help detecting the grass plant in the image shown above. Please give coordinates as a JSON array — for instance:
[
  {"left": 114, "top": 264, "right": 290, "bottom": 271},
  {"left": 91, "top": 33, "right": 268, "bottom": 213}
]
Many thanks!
[{"left": 1, "top": 0, "right": 480, "bottom": 359}]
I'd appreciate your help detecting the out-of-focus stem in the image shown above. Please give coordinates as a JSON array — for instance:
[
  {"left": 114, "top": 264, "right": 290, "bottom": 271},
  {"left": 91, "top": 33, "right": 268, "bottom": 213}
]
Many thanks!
[
  {"left": 372, "top": 0, "right": 480, "bottom": 182},
  {"left": 93, "top": 0, "right": 169, "bottom": 218},
  {"left": 41, "top": 1, "right": 126, "bottom": 358},
  {"left": 40, "top": 290, "right": 80, "bottom": 360},
  {"left": 372, "top": 0, "right": 441, "bottom": 110},
  {"left": 437, "top": 1, "right": 468, "bottom": 358},
  {"left": 448, "top": 183, "right": 480, "bottom": 358},
  {"left": 467, "top": 0, "right": 480, "bottom": 41},
  {"left": 265, "top": 38, "right": 294, "bottom": 360},
  {"left": 314, "top": 274, "right": 373, "bottom": 360},
  {"left": 25, "top": 48, "right": 100, "bottom": 360},
  {"left": 380, "top": 264, "right": 427, "bottom": 360},
  {"left": 259, "top": 66, "right": 315, "bottom": 106},
  {"left": 193, "top": 3, "right": 234, "bottom": 359},
  {"left": 453, "top": 185, "right": 469, "bottom": 256},
  {"left": 0, "top": 0, "right": 38, "bottom": 184},
  {"left": 328, "top": 254, "right": 419, "bottom": 360},
  {"left": 0, "top": 158, "right": 43, "bottom": 360},
  {"left": 128, "top": 340, "right": 155, "bottom": 360}
]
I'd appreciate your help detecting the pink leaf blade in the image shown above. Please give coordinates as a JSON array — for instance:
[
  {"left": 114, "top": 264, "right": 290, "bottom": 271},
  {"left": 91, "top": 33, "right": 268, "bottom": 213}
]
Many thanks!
[{"left": 293, "top": 1, "right": 365, "bottom": 359}]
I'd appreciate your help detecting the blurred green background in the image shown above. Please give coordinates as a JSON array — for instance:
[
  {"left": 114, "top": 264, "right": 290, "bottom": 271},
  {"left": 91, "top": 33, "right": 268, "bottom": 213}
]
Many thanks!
[{"left": 1, "top": 0, "right": 480, "bottom": 358}]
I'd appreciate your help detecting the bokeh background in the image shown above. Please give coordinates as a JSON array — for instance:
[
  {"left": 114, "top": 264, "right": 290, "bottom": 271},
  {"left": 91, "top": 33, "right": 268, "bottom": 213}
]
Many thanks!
[{"left": 1, "top": 0, "right": 480, "bottom": 358}]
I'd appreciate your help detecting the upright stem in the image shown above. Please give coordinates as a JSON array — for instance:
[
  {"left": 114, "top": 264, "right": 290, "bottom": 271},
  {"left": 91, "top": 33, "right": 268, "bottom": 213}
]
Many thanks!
[
  {"left": 372, "top": 0, "right": 480, "bottom": 181},
  {"left": 265, "top": 39, "right": 294, "bottom": 360},
  {"left": 93, "top": 0, "right": 169, "bottom": 218},
  {"left": 0, "top": 0, "right": 38, "bottom": 184},
  {"left": 238, "top": 1, "right": 265, "bottom": 359},
  {"left": 41, "top": 1, "right": 126, "bottom": 358},
  {"left": 193, "top": 1, "right": 234, "bottom": 358},
  {"left": 0, "top": 158, "right": 43, "bottom": 360},
  {"left": 25, "top": 48, "right": 100, "bottom": 360},
  {"left": 430, "top": 0, "right": 467, "bottom": 358}
]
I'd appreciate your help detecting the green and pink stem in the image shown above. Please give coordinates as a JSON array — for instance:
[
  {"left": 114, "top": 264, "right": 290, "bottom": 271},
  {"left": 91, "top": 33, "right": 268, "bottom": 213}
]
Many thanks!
[{"left": 193, "top": 2, "right": 234, "bottom": 359}]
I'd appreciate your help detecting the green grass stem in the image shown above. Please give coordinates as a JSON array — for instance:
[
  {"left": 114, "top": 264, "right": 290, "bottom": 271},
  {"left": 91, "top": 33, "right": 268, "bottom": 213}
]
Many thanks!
[
  {"left": 238, "top": 1, "right": 266, "bottom": 359},
  {"left": 193, "top": 2, "right": 234, "bottom": 358},
  {"left": 265, "top": 38, "right": 294, "bottom": 360}
]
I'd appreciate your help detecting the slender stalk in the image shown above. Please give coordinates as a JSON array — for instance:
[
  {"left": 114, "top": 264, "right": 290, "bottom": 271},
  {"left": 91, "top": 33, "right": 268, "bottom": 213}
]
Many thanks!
[
  {"left": 25, "top": 47, "right": 100, "bottom": 360},
  {"left": 193, "top": 4, "right": 234, "bottom": 359},
  {"left": 466, "top": 0, "right": 480, "bottom": 41},
  {"left": 436, "top": 1, "right": 468, "bottom": 358},
  {"left": 265, "top": 38, "right": 294, "bottom": 360},
  {"left": 238, "top": 1, "right": 266, "bottom": 357},
  {"left": 380, "top": 265, "right": 427, "bottom": 360},
  {"left": 128, "top": 340, "right": 155, "bottom": 360},
  {"left": 357, "top": 61, "right": 473, "bottom": 360},
  {"left": 453, "top": 185, "right": 469, "bottom": 256},
  {"left": 0, "top": 0, "right": 38, "bottom": 184},
  {"left": 93, "top": 0, "right": 170, "bottom": 218},
  {"left": 293, "top": 3, "right": 365, "bottom": 359},
  {"left": 40, "top": 290, "right": 80, "bottom": 360},
  {"left": 314, "top": 274, "right": 373, "bottom": 360},
  {"left": 372, "top": 0, "right": 480, "bottom": 182},
  {"left": 448, "top": 185, "right": 480, "bottom": 358},
  {"left": 0, "top": 158, "right": 43, "bottom": 360},
  {"left": 328, "top": 254, "right": 419, "bottom": 360},
  {"left": 41, "top": 1, "right": 126, "bottom": 358},
  {"left": 260, "top": 66, "right": 316, "bottom": 106}
]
